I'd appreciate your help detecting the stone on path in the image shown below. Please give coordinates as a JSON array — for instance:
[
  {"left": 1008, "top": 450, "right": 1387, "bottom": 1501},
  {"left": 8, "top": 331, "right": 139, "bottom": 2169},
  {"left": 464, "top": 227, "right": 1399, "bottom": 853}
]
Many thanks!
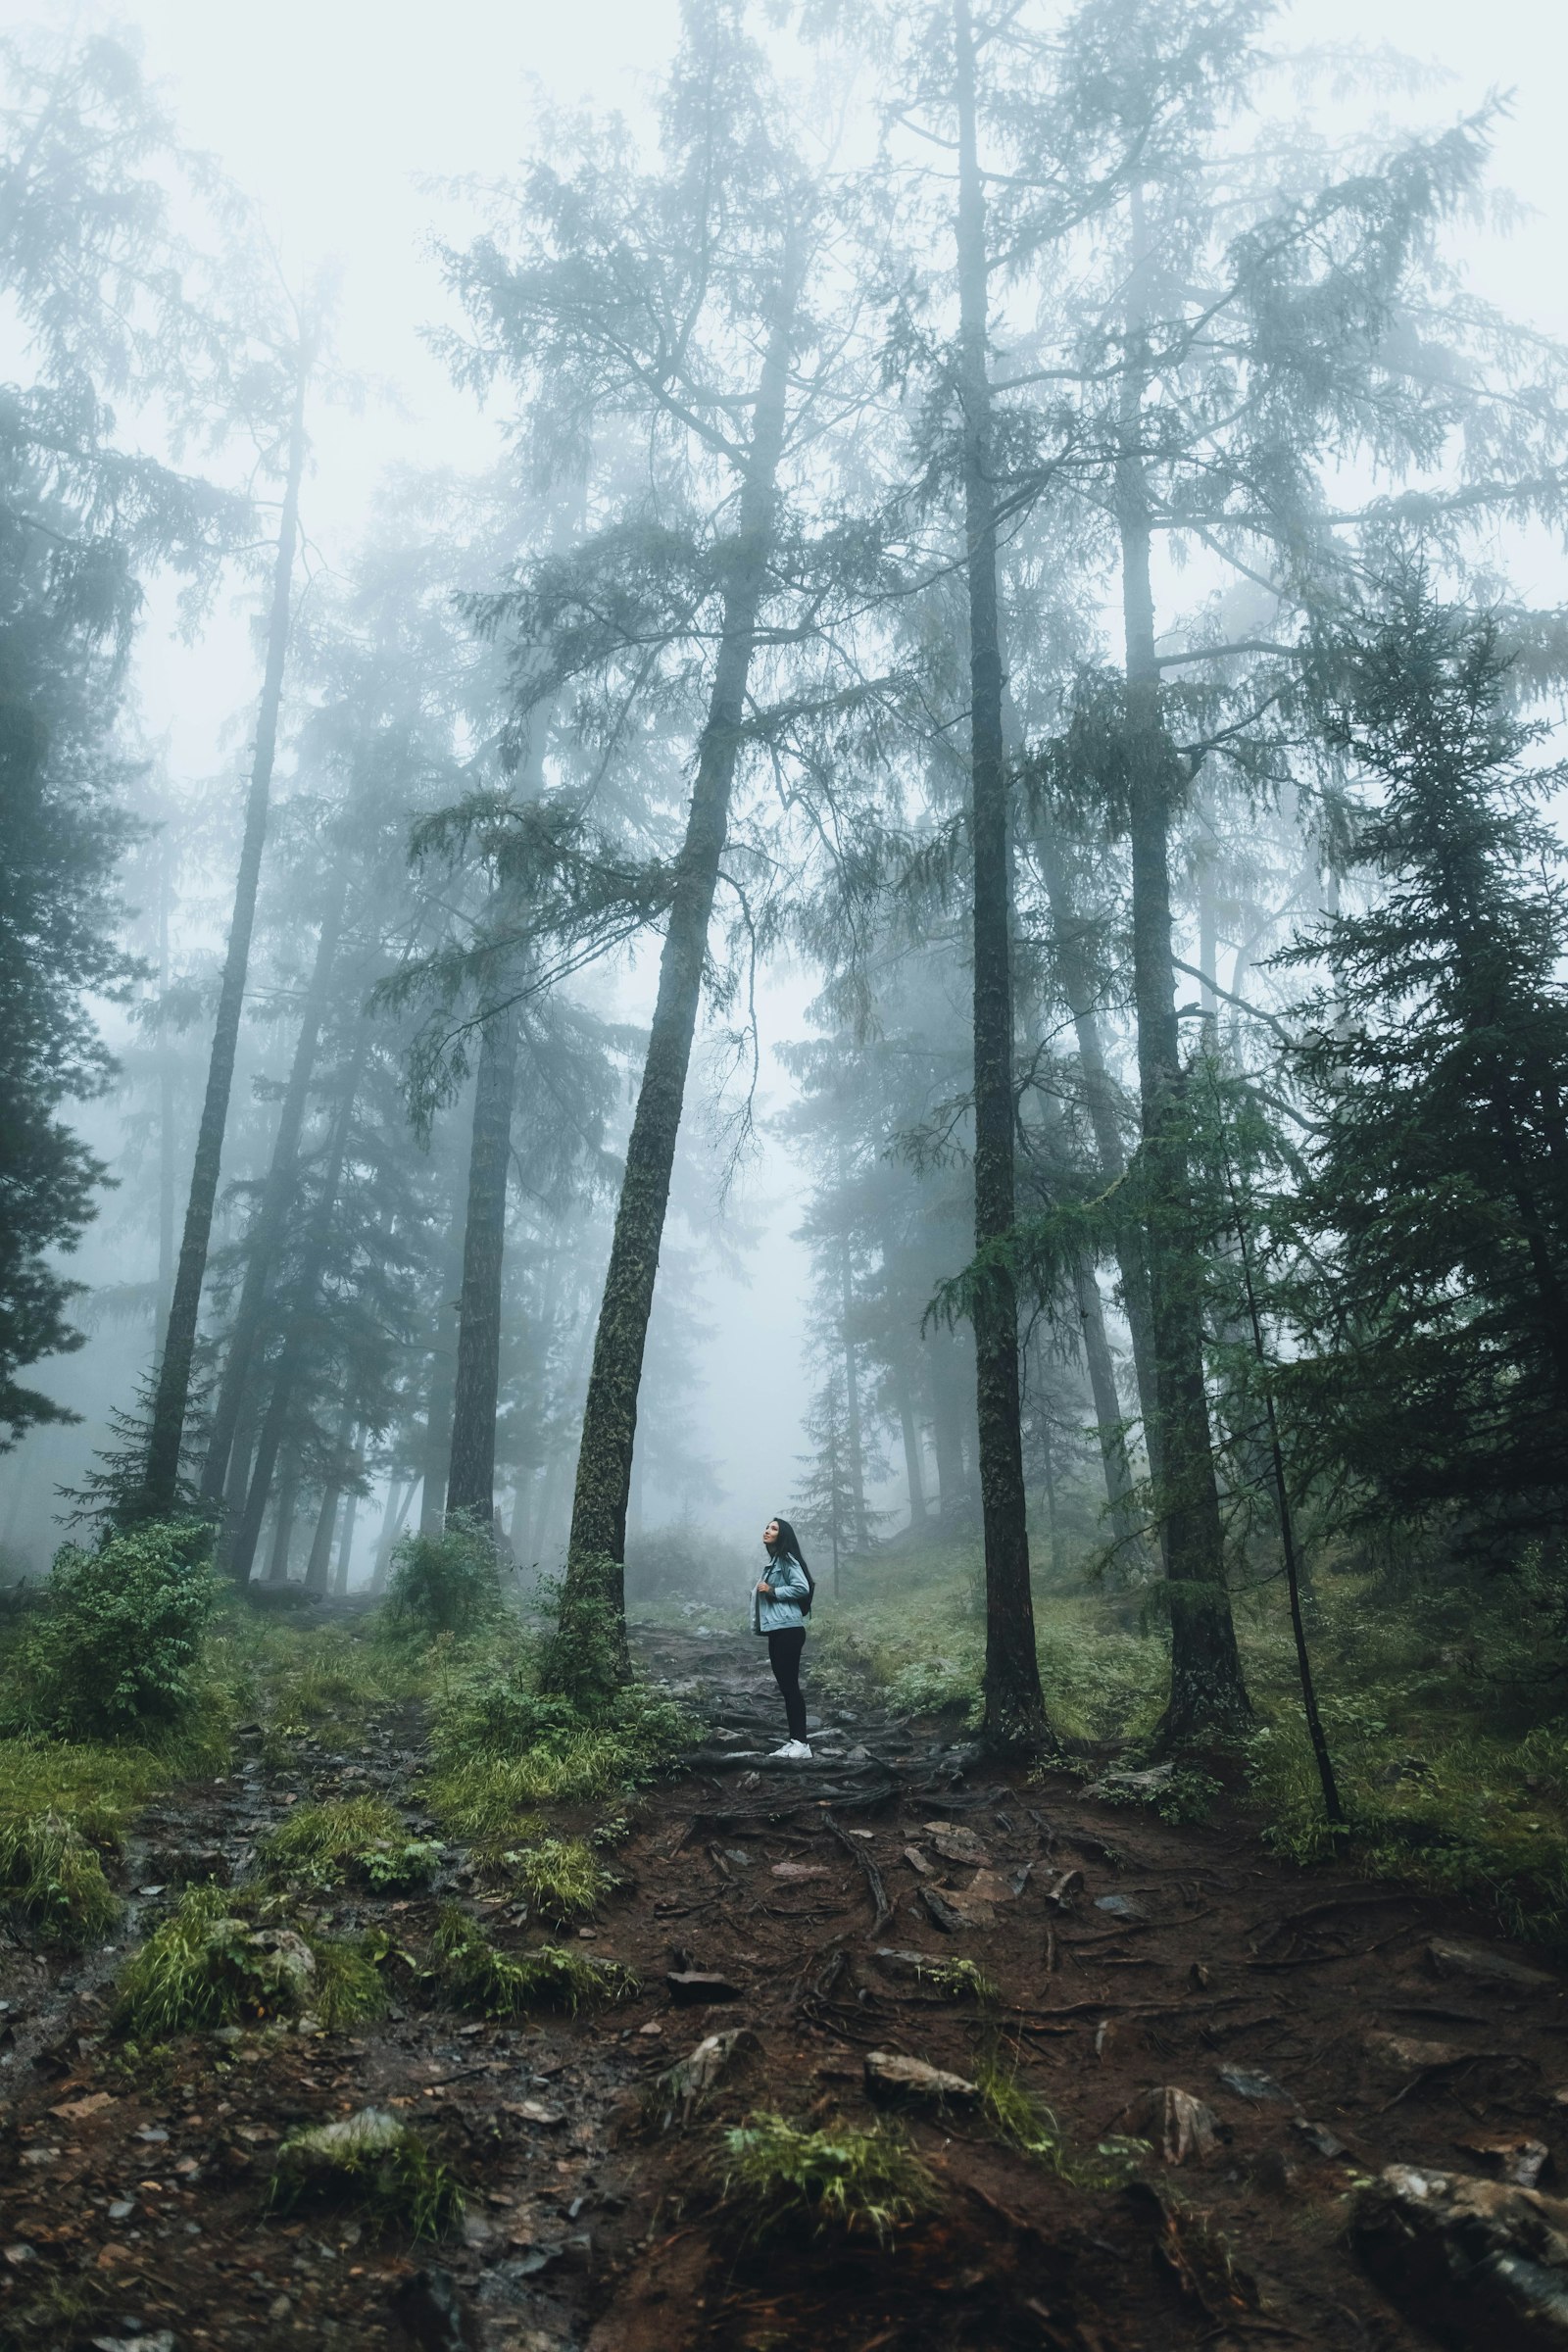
[
  {"left": 1428, "top": 1938, "right": 1560, "bottom": 1996},
  {"left": 1125, "top": 2084, "right": 1221, "bottom": 2165},
  {"left": 1354, "top": 2162, "right": 1568, "bottom": 2347},
  {"left": 665, "top": 1970, "right": 744, "bottom": 2004},
  {"left": 865, "top": 2049, "right": 978, "bottom": 2104}
]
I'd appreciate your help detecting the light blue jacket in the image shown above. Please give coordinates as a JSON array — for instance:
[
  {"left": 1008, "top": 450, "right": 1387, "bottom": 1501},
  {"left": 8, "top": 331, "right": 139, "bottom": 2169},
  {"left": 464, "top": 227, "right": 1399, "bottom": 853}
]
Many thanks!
[{"left": 752, "top": 1553, "right": 809, "bottom": 1635}]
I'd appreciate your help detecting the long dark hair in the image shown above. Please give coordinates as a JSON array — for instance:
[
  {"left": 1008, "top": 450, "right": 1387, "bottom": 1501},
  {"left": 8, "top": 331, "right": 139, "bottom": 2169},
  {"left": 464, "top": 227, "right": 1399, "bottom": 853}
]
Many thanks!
[
  {"left": 768, "top": 1516, "right": 808, "bottom": 1570},
  {"left": 767, "top": 1515, "right": 814, "bottom": 1610}
]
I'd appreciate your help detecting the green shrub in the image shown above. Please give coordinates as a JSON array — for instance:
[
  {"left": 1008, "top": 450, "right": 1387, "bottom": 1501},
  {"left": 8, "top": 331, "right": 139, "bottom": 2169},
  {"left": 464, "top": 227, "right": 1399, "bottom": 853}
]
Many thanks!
[
  {"left": 384, "top": 1521, "right": 503, "bottom": 1640},
  {"left": 717, "top": 2114, "right": 938, "bottom": 2243},
  {"left": 509, "top": 1836, "right": 611, "bottom": 1922},
  {"left": 261, "top": 1796, "right": 443, "bottom": 1892},
  {"left": 269, "top": 2110, "right": 462, "bottom": 2236},
  {"left": 20, "top": 1521, "right": 218, "bottom": 1740},
  {"left": 0, "top": 1810, "right": 119, "bottom": 1941},
  {"left": 430, "top": 1902, "right": 636, "bottom": 2016},
  {"left": 535, "top": 1558, "right": 625, "bottom": 1705},
  {"left": 114, "top": 1886, "right": 388, "bottom": 2036}
]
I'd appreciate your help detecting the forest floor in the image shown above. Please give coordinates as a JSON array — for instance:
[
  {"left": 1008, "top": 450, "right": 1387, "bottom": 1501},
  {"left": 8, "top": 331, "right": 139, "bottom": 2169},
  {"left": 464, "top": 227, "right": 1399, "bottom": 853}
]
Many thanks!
[{"left": 3, "top": 1620, "right": 1566, "bottom": 2352}]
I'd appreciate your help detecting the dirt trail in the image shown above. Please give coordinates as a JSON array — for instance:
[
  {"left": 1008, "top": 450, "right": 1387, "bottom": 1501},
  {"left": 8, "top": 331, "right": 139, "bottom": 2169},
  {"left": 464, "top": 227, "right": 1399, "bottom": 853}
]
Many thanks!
[{"left": 3, "top": 1623, "right": 1566, "bottom": 2349}]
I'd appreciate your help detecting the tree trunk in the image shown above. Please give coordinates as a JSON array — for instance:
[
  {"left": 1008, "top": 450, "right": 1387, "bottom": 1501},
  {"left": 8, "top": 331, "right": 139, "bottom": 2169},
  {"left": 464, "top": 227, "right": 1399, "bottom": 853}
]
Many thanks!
[
  {"left": 556, "top": 269, "right": 798, "bottom": 1666},
  {"left": 1072, "top": 1255, "right": 1149, "bottom": 1576},
  {"left": 200, "top": 861, "right": 349, "bottom": 1510},
  {"left": 304, "top": 1403, "right": 355, "bottom": 1596},
  {"left": 155, "top": 840, "right": 176, "bottom": 1348},
  {"left": 1031, "top": 812, "right": 1161, "bottom": 1480},
  {"left": 369, "top": 1477, "right": 413, "bottom": 1594},
  {"left": 333, "top": 1448, "right": 363, "bottom": 1595},
  {"left": 444, "top": 986, "right": 521, "bottom": 1528},
  {"left": 139, "top": 352, "right": 312, "bottom": 1520},
  {"left": 1116, "top": 205, "right": 1250, "bottom": 1746},
  {"left": 894, "top": 1363, "right": 927, "bottom": 1530},
  {"left": 954, "top": 0, "right": 1050, "bottom": 1752},
  {"left": 928, "top": 1331, "right": 969, "bottom": 1522},
  {"left": 228, "top": 1027, "right": 368, "bottom": 1586},
  {"left": 264, "top": 1455, "right": 301, "bottom": 1585},
  {"left": 839, "top": 1232, "right": 867, "bottom": 1551}
]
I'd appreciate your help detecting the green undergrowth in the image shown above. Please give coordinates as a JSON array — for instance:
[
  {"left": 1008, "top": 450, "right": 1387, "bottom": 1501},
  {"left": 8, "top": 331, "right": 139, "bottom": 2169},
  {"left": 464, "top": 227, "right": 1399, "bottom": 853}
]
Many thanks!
[
  {"left": 429, "top": 1901, "right": 636, "bottom": 2016},
  {"left": 114, "top": 1884, "right": 389, "bottom": 2036},
  {"left": 424, "top": 1630, "right": 699, "bottom": 1850},
  {"left": 716, "top": 2113, "right": 939, "bottom": 2244},
  {"left": 906, "top": 1954, "right": 998, "bottom": 2002},
  {"left": 506, "top": 1835, "right": 612, "bottom": 1922},
  {"left": 269, "top": 2110, "right": 464, "bottom": 2238},
  {"left": 826, "top": 1527, "right": 1568, "bottom": 1959},
  {"left": 977, "top": 2053, "right": 1148, "bottom": 2186},
  {"left": 245, "top": 1619, "right": 419, "bottom": 1760},
  {"left": 0, "top": 1703, "right": 235, "bottom": 1943},
  {"left": 261, "top": 1795, "right": 443, "bottom": 1892}
]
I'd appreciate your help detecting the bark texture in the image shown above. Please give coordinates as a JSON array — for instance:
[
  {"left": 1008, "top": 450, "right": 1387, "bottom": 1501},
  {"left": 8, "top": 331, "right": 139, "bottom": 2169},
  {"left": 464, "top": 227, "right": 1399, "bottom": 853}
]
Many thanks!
[
  {"left": 557, "top": 276, "right": 797, "bottom": 1653},
  {"left": 1115, "top": 254, "right": 1250, "bottom": 1745},
  {"left": 955, "top": 0, "right": 1051, "bottom": 1752},
  {"left": 140, "top": 357, "right": 311, "bottom": 1519}
]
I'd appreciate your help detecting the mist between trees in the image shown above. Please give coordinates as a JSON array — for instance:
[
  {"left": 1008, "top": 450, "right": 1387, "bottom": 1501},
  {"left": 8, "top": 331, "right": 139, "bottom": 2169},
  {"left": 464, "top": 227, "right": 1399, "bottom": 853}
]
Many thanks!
[{"left": 4, "top": 0, "right": 1568, "bottom": 1767}]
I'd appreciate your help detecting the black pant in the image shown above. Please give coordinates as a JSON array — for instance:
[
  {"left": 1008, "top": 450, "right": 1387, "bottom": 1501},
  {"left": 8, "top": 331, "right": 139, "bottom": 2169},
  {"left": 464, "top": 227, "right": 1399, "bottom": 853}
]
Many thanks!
[{"left": 767, "top": 1627, "right": 808, "bottom": 1741}]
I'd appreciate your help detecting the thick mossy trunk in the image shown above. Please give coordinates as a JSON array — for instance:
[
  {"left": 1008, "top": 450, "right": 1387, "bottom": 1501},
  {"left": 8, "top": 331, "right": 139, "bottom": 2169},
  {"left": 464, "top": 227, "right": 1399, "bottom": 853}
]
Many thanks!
[
  {"left": 444, "top": 990, "right": 521, "bottom": 1530},
  {"left": 553, "top": 281, "right": 798, "bottom": 1674},
  {"left": 140, "top": 360, "right": 311, "bottom": 1520},
  {"left": 200, "top": 863, "right": 348, "bottom": 1512},
  {"left": 1116, "top": 327, "right": 1250, "bottom": 1746},
  {"left": 955, "top": 0, "right": 1051, "bottom": 1754}
]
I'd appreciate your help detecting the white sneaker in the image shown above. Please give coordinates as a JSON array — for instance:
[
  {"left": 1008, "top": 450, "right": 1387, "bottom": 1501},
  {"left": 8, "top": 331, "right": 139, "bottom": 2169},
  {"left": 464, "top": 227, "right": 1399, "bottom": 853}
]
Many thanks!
[{"left": 770, "top": 1739, "right": 811, "bottom": 1760}]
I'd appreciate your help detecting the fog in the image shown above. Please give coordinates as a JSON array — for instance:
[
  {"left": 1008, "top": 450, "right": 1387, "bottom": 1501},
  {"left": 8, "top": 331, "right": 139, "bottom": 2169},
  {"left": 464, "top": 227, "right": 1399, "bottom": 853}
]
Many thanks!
[{"left": 1, "top": 0, "right": 1565, "bottom": 1600}]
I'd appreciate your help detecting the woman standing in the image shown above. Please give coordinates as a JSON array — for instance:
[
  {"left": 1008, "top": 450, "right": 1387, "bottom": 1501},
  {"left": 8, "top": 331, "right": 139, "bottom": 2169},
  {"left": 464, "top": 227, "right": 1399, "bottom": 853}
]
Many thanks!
[{"left": 754, "top": 1515, "right": 814, "bottom": 1759}]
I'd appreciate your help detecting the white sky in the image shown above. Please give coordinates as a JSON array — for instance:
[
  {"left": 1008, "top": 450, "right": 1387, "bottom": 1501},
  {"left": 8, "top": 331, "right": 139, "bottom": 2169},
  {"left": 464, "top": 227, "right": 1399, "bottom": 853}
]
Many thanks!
[{"left": 2, "top": 0, "right": 1565, "bottom": 1562}]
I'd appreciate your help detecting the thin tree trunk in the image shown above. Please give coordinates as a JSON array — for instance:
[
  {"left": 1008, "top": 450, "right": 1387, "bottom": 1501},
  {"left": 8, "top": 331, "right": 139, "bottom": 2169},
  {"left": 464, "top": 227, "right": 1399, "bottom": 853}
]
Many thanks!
[
  {"left": 556, "top": 269, "right": 798, "bottom": 1665},
  {"left": 333, "top": 1452, "right": 362, "bottom": 1595},
  {"left": 200, "top": 862, "right": 349, "bottom": 1510},
  {"left": 928, "top": 1331, "right": 969, "bottom": 1522},
  {"left": 370, "top": 1476, "right": 413, "bottom": 1594},
  {"left": 954, "top": 0, "right": 1050, "bottom": 1752},
  {"left": 894, "top": 1364, "right": 927, "bottom": 1530},
  {"left": 1072, "top": 1255, "right": 1149, "bottom": 1576},
  {"left": 444, "top": 986, "right": 521, "bottom": 1528},
  {"left": 1030, "top": 808, "right": 1161, "bottom": 1482},
  {"left": 839, "top": 1231, "right": 867, "bottom": 1551},
  {"left": 139, "top": 352, "right": 312, "bottom": 1519},
  {"left": 304, "top": 1402, "right": 355, "bottom": 1596},
  {"left": 1116, "top": 200, "right": 1250, "bottom": 1746},
  {"left": 265, "top": 1455, "right": 302, "bottom": 1585},
  {"left": 155, "top": 840, "right": 176, "bottom": 1348},
  {"left": 229, "top": 1027, "right": 368, "bottom": 1586}
]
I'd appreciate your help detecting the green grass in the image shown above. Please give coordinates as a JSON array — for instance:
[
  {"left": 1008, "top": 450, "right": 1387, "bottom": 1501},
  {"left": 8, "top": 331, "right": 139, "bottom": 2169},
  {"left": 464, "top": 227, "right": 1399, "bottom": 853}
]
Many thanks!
[
  {"left": 261, "top": 1795, "right": 443, "bottom": 1892},
  {"left": 430, "top": 1901, "right": 636, "bottom": 2017},
  {"left": 246, "top": 1622, "right": 415, "bottom": 1758},
  {"left": 0, "top": 1734, "right": 193, "bottom": 1943},
  {"left": 0, "top": 1810, "right": 120, "bottom": 1941},
  {"left": 716, "top": 2113, "right": 939, "bottom": 2244},
  {"left": 824, "top": 1524, "right": 1568, "bottom": 1961},
  {"left": 114, "top": 1885, "right": 388, "bottom": 2036},
  {"left": 506, "top": 1835, "right": 612, "bottom": 1922},
  {"left": 269, "top": 2110, "right": 463, "bottom": 2237}
]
